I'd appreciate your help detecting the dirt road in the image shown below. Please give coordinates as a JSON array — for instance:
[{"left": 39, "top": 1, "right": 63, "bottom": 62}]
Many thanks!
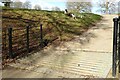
[{"left": 2, "top": 15, "right": 118, "bottom": 78}]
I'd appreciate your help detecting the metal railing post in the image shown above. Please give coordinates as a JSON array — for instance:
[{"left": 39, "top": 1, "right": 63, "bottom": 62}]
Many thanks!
[
  {"left": 118, "top": 16, "right": 120, "bottom": 73},
  {"left": 26, "top": 26, "right": 30, "bottom": 53},
  {"left": 112, "top": 18, "right": 119, "bottom": 77},
  {"left": 8, "top": 27, "right": 14, "bottom": 58},
  {"left": 40, "top": 24, "right": 43, "bottom": 47}
]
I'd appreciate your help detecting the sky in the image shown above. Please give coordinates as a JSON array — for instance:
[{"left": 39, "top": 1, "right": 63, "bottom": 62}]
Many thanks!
[
  {"left": 19, "top": 0, "right": 103, "bottom": 14},
  {"left": 0, "top": 0, "right": 119, "bottom": 14},
  {"left": 17, "top": 0, "right": 97, "bottom": 10}
]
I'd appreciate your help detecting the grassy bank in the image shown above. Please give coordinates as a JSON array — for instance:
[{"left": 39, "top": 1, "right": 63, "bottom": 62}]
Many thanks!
[
  {"left": 2, "top": 8, "right": 102, "bottom": 40},
  {"left": 2, "top": 8, "right": 102, "bottom": 62}
]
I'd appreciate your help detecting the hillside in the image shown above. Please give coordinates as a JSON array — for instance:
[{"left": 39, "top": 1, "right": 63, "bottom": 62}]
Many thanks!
[
  {"left": 2, "top": 8, "right": 102, "bottom": 62},
  {"left": 2, "top": 8, "right": 102, "bottom": 39}
]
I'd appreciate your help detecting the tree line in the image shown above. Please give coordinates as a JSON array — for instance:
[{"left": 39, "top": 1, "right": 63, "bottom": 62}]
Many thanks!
[
  {"left": 11, "top": 0, "right": 32, "bottom": 9},
  {"left": 97, "top": 0, "right": 118, "bottom": 14},
  {"left": 66, "top": 0, "right": 118, "bottom": 14},
  {"left": 1, "top": 0, "right": 119, "bottom": 14},
  {"left": 2, "top": 0, "right": 41, "bottom": 10}
]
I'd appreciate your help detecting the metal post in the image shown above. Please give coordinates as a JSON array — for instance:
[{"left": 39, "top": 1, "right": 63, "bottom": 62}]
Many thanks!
[
  {"left": 8, "top": 27, "right": 14, "bottom": 58},
  {"left": 40, "top": 24, "right": 43, "bottom": 47},
  {"left": 112, "top": 18, "right": 119, "bottom": 77},
  {"left": 5, "top": 30, "right": 6, "bottom": 49},
  {"left": 118, "top": 16, "right": 120, "bottom": 73},
  {"left": 26, "top": 26, "right": 30, "bottom": 53}
]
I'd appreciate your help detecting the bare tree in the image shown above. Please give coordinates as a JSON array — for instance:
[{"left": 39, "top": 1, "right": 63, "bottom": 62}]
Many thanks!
[
  {"left": 97, "top": 0, "right": 117, "bottom": 14},
  {"left": 22, "top": 1, "right": 32, "bottom": 9},
  {"left": 34, "top": 4, "right": 41, "bottom": 10},
  {"left": 11, "top": 0, "right": 23, "bottom": 8},
  {"left": 52, "top": 6, "right": 60, "bottom": 11},
  {"left": 119, "top": 1, "right": 120, "bottom": 14},
  {"left": 66, "top": 2, "right": 92, "bottom": 13}
]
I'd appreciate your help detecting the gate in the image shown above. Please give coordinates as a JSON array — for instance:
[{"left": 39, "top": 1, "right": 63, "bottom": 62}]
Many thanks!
[{"left": 112, "top": 16, "right": 120, "bottom": 77}]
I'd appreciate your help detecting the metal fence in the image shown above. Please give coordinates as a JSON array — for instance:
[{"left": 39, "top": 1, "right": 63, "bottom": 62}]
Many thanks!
[
  {"left": 2, "top": 24, "right": 58, "bottom": 64},
  {"left": 112, "top": 16, "right": 120, "bottom": 77}
]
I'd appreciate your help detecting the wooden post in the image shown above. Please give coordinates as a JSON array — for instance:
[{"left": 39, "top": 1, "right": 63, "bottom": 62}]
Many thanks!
[
  {"left": 26, "top": 26, "right": 30, "bottom": 53},
  {"left": 40, "top": 24, "right": 43, "bottom": 47},
  {"left": 8, "top": 27, "right": 14, "bottom": 58}
]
